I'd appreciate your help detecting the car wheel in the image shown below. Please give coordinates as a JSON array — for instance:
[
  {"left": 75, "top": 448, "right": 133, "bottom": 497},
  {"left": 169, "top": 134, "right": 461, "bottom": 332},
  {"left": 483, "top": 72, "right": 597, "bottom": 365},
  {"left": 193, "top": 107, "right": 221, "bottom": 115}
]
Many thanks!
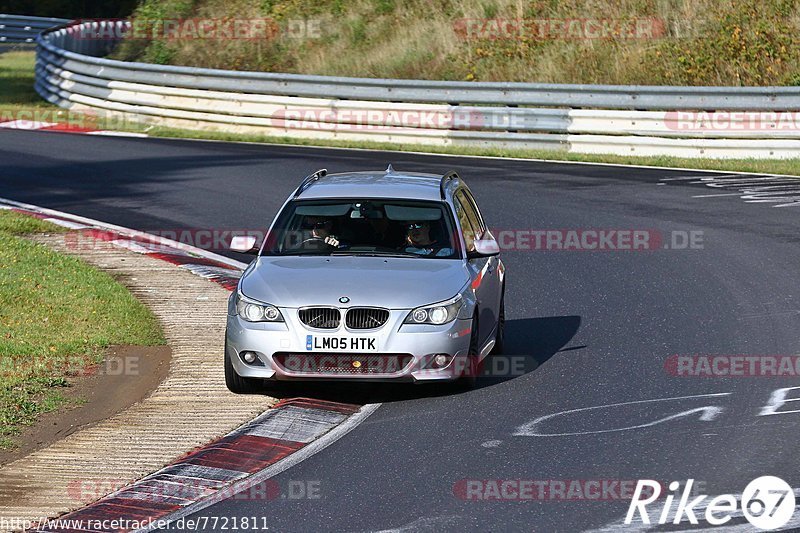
[
  {"left": 224, "top": 347, "right": 262, "bottom": 394},
  {"left": 490, "top": 290, "right": 505, "bottom": 355}
]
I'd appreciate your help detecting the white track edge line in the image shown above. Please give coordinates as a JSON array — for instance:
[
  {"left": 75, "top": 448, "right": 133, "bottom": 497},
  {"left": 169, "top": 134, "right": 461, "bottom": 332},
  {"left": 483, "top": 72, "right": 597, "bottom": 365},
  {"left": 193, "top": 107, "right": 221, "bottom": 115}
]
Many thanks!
[
  {"left": 86, "top": 131, "right": 149, "bottom": 137},
  {"left": 0, "top": 196, "right": 247, "bottom": 271},
  {"left": 132, "top": 403, "right": 381, "bottom": 533}
]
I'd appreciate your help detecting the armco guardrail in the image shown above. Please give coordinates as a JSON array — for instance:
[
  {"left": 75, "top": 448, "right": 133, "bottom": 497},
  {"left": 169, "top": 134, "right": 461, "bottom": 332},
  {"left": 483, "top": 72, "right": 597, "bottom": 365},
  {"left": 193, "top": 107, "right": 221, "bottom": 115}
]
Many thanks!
[
  {"left": 0, "top": 14, "right": 69, "bottom": 43},
  {"left": 33, "top": 20, "right": 800, "bottom": 158}
]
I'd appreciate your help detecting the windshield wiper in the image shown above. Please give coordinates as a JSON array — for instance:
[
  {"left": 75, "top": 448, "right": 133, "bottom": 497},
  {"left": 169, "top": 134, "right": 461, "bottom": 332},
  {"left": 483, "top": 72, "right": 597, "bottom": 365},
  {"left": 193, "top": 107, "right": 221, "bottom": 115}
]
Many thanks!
[
  {"left": 276, "top": 251, "right": 333, "bottom": 256},
  {"left": 330, "top": 251, "right": 422, "bottom": 258}
]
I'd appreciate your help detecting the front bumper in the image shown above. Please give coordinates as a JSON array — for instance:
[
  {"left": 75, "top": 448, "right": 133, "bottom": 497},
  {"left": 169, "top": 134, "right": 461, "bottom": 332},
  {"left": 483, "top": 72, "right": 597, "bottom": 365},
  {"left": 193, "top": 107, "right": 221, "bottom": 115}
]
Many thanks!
[{"left": 225, "top": 307, "right": 473, "bottom": 382}]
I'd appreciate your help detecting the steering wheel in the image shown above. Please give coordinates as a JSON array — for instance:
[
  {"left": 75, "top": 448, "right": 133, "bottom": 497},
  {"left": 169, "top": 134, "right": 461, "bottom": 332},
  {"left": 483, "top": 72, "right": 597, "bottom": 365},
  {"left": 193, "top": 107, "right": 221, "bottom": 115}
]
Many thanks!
[{"left": 298, "top": 237, "right": 330, "bottom": 250}]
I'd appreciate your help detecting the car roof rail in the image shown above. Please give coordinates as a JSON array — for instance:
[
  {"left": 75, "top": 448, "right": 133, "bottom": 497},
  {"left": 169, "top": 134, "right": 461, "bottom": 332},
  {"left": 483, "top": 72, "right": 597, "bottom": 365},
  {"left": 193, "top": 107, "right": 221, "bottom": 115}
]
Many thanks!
[
  {"left": 440, "top": 170, "right": 459, "bottom": 200},
  {"left": 294, "top": 168, "right": 328, "bottom": 197}
]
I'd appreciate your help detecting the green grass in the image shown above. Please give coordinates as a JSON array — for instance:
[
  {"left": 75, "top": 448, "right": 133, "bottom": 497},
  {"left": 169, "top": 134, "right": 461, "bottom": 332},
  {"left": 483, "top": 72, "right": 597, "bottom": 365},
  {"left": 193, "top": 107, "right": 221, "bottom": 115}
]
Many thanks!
[
  {"left": 3, "top": 51, "right": 800, "bottom": 179},
  {"left": 0, "top": 210, "right": 68, "bottom": 235},
  {"left": 0, "top": 51, "right": 43, "bottom": 107},
  {"left": 0, "top": 211, "right": 165, "bottom": 449},
  {"left": 0, "top": 51, "right": 149, "bottom": 134}
]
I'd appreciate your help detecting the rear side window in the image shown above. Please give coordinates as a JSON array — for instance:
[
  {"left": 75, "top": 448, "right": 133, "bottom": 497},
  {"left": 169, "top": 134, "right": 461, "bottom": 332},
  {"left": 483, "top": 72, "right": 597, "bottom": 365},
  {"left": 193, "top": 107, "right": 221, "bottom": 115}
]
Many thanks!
[
  {"left": 454, "top": 195, "right": 479, "bottom": 253},
  {"left": 456, "top": 190, "right": 484, "bottom": 236},
  {"left": 460, "top": 190, "right": 486, "bottom": 233}
]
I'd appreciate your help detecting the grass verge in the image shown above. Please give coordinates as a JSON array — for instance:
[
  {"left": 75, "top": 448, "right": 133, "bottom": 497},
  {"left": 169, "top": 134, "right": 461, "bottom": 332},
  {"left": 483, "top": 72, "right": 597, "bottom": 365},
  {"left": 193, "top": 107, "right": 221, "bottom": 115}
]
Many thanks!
[
  {"left": 0, "top": 50, "right": 43, "bottom": 108},
  {"left": 3, "top": 50, "right": 800, "bottom": 177},
  {"left": 0, "top": 210, "right": 165, "bottom": 449},
  {"left": 116, "top": 0, "right": 800, "bottom": 86},
  {"left": 0, "top": 50, "right": 149, "bottom": 134}
]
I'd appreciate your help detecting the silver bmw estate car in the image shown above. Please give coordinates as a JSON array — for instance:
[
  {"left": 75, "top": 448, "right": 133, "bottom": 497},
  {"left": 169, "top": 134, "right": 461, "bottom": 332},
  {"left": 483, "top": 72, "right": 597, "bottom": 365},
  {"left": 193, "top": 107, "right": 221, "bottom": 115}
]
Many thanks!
[{"left": 224, "top": 166, "right": 505, "bottom": 392}]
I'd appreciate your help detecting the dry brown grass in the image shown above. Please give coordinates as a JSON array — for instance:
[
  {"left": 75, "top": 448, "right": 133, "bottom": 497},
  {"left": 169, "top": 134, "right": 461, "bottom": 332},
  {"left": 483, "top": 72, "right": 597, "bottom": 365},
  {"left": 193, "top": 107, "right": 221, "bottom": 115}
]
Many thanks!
[{"left": 110, "top": 0, "right": 800, "bottom": 85}]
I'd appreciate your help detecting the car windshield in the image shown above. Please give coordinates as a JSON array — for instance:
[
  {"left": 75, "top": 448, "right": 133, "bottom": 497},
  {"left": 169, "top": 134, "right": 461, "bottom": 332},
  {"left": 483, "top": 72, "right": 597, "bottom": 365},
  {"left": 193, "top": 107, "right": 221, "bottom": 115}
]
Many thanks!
[{"left": 262, "top": 199, "right": 460, "bottom": 259}]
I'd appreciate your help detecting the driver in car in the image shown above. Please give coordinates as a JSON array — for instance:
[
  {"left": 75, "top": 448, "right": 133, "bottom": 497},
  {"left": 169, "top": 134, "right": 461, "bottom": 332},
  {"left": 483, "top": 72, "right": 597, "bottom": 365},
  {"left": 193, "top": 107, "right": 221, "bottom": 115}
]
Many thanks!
[
  {"left": 302, "top": 216, "right": 343, "bottom": 248},
  {"left": 402, "top": 221, "right": 453, "bottom": 257}
]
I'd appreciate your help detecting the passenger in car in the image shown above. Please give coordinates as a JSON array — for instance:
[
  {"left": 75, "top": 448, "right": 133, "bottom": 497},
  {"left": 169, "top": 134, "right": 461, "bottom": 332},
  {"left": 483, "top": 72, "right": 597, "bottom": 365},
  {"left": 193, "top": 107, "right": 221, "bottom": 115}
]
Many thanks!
[{"left": 402, "top": 221, "right": 453, "bottom": 256}]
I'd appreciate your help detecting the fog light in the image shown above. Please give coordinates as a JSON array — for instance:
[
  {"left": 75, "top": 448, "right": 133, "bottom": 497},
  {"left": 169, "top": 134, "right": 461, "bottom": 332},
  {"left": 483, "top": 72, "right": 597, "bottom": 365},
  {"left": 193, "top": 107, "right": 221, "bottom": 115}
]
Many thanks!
[
  {"left": 241, "top": 351, "right": 258, "bottom": 364},
  {"left": 425, "top": 353, "right": 454, "bottom": 369}
]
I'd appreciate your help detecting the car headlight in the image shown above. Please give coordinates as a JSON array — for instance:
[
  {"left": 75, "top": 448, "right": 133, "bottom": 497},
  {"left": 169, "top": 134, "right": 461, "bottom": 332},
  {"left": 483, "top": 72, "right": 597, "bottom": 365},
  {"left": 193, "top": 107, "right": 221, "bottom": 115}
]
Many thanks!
[
  {"left": 235, "top": 292, "right": 284, "bottom": 322},
  {"left": 404, "top": 295, "right": 463, "bottom": 325}
]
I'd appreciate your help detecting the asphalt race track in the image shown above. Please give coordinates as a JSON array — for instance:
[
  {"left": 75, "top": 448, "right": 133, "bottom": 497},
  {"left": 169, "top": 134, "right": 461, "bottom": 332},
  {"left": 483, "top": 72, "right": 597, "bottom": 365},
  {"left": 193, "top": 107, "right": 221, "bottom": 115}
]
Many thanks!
[{"left": 3, "top": 130, "right": 800, "bottom": 531}]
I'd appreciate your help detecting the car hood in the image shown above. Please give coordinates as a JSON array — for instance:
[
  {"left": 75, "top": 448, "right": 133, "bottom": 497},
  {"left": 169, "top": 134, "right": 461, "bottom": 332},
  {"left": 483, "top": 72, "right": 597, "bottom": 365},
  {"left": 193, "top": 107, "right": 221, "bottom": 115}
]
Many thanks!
[{"left": 239, "top": 255, "right": 469, "bottom": 309}]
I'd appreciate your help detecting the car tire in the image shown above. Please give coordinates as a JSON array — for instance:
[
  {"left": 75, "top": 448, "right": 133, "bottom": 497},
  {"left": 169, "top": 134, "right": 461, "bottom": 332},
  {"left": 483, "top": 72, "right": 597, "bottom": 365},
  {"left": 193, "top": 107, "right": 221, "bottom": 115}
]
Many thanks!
[
  {"left": 224, "top": 347, "right": 262, "bottom": 394},
  {"left": 490, "top": 289, "right": 505, "bottom": 356}
]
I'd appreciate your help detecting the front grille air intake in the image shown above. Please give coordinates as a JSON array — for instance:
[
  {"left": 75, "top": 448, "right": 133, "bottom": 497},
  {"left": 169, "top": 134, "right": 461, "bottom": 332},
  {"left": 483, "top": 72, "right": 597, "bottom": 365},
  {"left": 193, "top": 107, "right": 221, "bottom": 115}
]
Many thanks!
[
  {"left": 299, "top": 307, "right": 340, "bottom": 329},
  {"left": 345, "top": 308, "right": 390, "bottom": 330},
  {"left": 273, "top": 353, "right": 413, "bottom": 375}
]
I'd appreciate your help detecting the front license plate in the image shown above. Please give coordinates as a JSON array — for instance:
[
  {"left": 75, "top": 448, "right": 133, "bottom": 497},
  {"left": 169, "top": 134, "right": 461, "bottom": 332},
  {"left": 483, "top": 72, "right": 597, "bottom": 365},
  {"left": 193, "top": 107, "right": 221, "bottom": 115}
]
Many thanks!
[{"left": 305, "top": 335, "right": 378, "bottom": 352}]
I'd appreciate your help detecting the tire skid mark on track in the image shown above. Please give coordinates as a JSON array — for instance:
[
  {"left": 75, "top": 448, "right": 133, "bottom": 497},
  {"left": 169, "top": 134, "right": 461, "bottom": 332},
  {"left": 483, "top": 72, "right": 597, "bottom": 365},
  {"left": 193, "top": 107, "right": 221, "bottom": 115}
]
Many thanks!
[{"left": 660, "top": 173, "right": 800, "bottom": 207}]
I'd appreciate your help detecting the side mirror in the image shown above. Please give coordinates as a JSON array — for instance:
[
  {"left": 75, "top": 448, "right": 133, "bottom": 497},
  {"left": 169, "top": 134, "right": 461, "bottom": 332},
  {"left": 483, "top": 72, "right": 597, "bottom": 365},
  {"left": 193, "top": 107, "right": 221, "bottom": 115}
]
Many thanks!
[
  {"left": 230, "top": 235, "right": 258, "bottom": 254},
  {"left": 468, "top": 232, "right": 500, "bottom": 258}
]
